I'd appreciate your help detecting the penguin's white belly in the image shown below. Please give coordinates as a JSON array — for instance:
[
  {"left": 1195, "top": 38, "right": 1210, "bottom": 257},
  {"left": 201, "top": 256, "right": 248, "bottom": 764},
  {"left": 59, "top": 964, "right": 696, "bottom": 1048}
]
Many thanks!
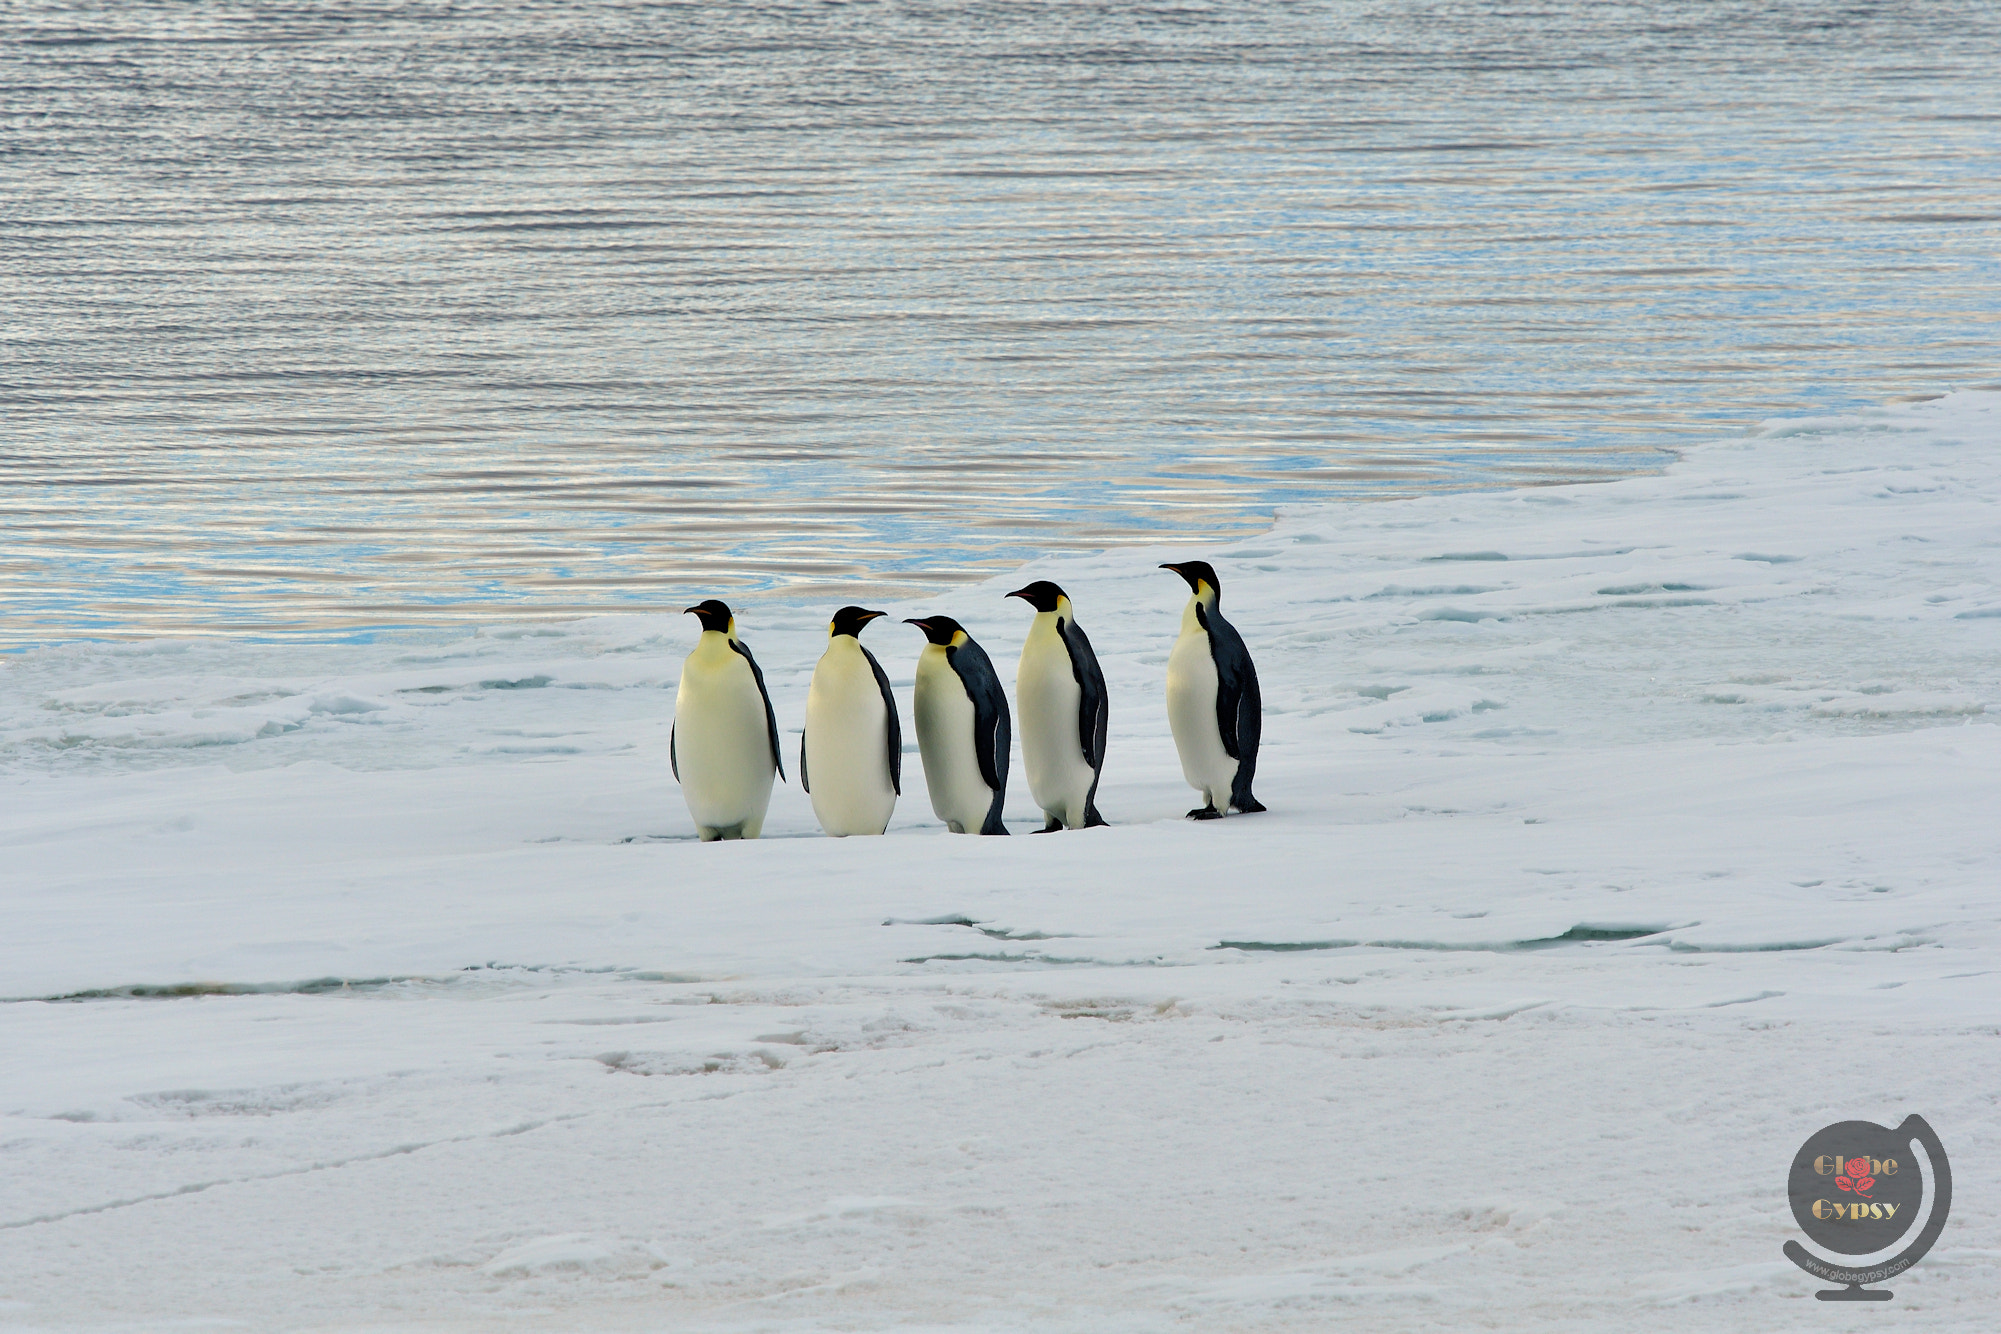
[
  {"left": 804, "top": 644, "right": 896, "bottom": 836},
  {"left": 1018, "top": 635, "right": 1095, "bottom": 822},
  {"left": 913, "top": 650, "right": 994, "bottom": 834},
  {"left": 675, "top": 647, "right": 775, "bottom": 836},
  {"left": 1167, "top": 628, "right": 1237, "bottom": 810}
]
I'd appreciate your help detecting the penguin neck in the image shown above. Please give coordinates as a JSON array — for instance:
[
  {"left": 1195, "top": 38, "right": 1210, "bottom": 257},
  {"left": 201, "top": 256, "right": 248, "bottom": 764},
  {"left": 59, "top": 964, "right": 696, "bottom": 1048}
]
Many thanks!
[
  {"left": 1180, "top": 587, "right": 1217, "bottom": 635},
  {"left": 1029, "top": 598, "right": 1071, "bottom": 636},
  {"left": 692, "top": 628, "right": 738, "bottom": 664}
]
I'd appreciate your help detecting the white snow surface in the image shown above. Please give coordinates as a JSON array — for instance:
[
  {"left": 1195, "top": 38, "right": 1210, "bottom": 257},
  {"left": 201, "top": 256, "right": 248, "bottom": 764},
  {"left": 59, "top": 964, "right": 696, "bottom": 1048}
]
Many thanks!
[{"left": 4, "top": 394, "right": 2001, "bottom": 1329}]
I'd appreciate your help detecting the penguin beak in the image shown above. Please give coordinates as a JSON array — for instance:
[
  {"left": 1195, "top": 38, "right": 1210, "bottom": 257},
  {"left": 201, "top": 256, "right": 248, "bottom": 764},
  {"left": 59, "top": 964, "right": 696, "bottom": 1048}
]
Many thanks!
[
  {"left": 682, "top": 606, "right": 701, "bottom": 615},
  {"left": 862, "top": 610, "right": 886, "bottom": 624},
  {"left": 1004, "top": 588, "right": 1029, "bottom": 601},
  {"left": 1159, "top": 563, "right": 1183, "bottom": 575},
  {"left": 903, "top": 618, "right": 930, "bottom": 630}
]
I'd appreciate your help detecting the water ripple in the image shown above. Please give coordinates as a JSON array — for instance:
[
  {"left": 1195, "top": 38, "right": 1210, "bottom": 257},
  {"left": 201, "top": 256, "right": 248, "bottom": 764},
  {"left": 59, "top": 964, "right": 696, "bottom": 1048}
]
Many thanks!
[{"left": 3, "top": 0, "right": 1999, "bottom": 639}]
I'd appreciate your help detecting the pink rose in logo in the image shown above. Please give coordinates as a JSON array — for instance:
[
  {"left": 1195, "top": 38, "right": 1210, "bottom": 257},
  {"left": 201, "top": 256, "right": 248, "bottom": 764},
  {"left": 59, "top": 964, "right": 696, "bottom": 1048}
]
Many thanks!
[{"left": 1836, "top": 1156, "right": 1876, "bottom": 1197}]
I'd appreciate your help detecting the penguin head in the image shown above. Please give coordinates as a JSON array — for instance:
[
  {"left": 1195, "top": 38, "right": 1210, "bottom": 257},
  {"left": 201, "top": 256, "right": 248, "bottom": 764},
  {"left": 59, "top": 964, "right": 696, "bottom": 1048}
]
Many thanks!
[
  {"left": 684, "top": 599, "right": 735, "bottom": 635},
  {"left": 1005, "top": 580, "right": 1068, "bottom": 614},
  {"left": 830, "top": 605, "right": 887, "bottom": 639},
  {"left": 1161, "top": 561, "right": 1221, "bottom": 603},
  {"left": 904, "top": 615, "right": 968, "bottom": 647}
]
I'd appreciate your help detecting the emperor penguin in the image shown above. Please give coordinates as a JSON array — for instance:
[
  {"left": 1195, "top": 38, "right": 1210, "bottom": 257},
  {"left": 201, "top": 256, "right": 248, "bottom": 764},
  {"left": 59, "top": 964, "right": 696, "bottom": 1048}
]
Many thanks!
[
  {"left": 904, "top": 616, "right": 1010, "bottom": 835},
  {"left": 1161, "top": 561, "right": 1266, "bottom": 819},
  {"left": 672, "top": 599, "right": 784, "bottom": 841},
  {"left": 1005, "top": 580, "right": 1108, "bottom": 831},
  {"left": 800, "top": 605, "right": 901, "bottom": 836}
]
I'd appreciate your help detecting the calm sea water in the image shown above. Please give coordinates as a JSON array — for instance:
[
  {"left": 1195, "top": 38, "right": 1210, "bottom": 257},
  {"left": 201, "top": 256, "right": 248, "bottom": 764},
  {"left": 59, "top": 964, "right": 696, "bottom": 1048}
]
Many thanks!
[{"left": 5, "top": 0, "right": 1999, "bottom": 641}]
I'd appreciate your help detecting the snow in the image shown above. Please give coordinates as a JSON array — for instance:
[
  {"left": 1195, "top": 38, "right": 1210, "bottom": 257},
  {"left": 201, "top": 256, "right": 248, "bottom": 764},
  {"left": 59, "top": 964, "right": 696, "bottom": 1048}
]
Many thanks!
[{"left": 4, "top": 393, "right": 2001, "bottom": 1329}]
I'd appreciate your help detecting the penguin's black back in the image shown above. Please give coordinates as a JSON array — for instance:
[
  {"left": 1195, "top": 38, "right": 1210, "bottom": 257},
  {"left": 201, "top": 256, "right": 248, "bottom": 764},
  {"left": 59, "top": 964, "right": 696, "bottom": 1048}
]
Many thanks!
[
  {"left": 1198, "top": 601, "right": 1262, "bottom": 810},
  {"left": 1055, "top": 613, "right": 1109, "bottom": 827},
  {"left": 946, "top": 634, "right": 1011, "bottom": 835},
  {"left": 1055, "top": 615, "right": 1109, "bottom": 772}
]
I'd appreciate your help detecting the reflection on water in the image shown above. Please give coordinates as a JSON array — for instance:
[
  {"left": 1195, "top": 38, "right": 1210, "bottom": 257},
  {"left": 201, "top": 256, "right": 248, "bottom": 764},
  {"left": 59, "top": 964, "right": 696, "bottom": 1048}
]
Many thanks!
[{"left": 3, "top": 1, "right": 1998, "bottom": 640}]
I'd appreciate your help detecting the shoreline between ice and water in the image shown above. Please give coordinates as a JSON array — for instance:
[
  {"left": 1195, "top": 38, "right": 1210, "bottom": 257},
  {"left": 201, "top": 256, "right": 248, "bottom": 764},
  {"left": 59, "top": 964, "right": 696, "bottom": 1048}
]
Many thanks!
[{"left": 3, "top": 393, "right": 2000, "bottom": 1329}]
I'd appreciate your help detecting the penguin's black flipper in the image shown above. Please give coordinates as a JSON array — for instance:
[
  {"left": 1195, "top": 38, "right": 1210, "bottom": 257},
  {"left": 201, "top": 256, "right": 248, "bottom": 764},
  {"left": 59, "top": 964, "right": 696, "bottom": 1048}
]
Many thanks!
[
  {"left": 1229, "top": 655, "right": 1265, "bottom": 812},
  {"left": 729, "top": 637, "right": 785, "bottom": 781},
  {"left": 1056, "top": 616, "right": 1110, "bottom": 772},
  {"left": 861, "top": 642, "right": 902, "bottom": 796},
  {"left": 947, "top": 637, "right": 1010, "bottom": 797},
  {"left": 670, "top": 724, "right": 679, "bottom": 782},
  {"left": 798, "top": 732, "right": 809, "bottom": 794},
  {"left": 1197, "top": 604, "right": 1249, "bottom": 759},
  {"left": 980, "top": 700, "right": 1012, "bottom": 834}
]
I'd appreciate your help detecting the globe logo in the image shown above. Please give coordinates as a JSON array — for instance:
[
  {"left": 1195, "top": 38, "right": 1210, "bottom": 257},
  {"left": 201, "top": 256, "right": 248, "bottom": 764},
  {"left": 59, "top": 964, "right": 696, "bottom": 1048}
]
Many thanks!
[{"left": 1784, "top": 1115, "right": 1952, "bottom": 1300}]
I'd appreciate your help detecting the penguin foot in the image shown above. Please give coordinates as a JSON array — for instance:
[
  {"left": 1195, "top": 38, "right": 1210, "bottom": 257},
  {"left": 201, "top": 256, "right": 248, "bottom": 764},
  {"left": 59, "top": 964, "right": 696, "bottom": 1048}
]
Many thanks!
[
  {"left": 1035, "top": 817, "right": 1064, "bottom": 833},
  {"left": 1187, "top": 806, "right": 1224, "bottom": 821},
  {"left": 1082, "top": 805, "right": 1108, "bottom": 829},
  {"left": 1233, "top": 796, "right": 1268, "bottom": 814}
]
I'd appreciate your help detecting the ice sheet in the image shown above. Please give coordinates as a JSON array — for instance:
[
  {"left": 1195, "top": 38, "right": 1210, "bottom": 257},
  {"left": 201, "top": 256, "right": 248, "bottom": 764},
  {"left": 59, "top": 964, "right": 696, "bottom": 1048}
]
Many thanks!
[{"left": 3, "top": 394, "right": 1999, "bottom": 1328}]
